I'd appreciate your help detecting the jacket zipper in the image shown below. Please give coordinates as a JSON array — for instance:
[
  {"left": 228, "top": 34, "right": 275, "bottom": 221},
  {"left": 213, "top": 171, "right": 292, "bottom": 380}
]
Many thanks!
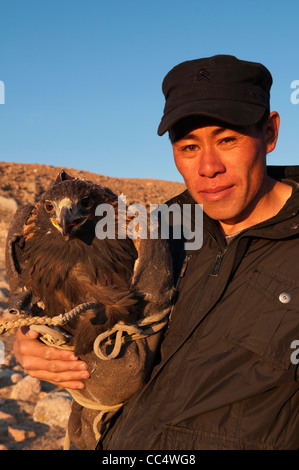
[{"left": 204, "top": 229, "right": 228, "bottom": 277}]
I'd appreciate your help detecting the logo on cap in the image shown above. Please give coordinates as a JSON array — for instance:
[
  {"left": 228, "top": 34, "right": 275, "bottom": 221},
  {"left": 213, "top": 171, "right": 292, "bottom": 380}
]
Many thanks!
[{"left": 194, "top": 68, "right": 212, "bottom": 84}]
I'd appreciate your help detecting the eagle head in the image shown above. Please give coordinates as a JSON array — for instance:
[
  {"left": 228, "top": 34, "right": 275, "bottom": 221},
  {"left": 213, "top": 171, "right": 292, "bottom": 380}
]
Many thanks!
[
  {"left": 36, "top": 170, "right": 118, "bottom": 241},
  {"left": 44, "top": 193, "right": 91, "bottom": 240}
]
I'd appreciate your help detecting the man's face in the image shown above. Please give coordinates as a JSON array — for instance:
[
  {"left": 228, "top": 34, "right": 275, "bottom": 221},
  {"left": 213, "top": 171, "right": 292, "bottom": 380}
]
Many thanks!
[{"left": 172, "top": 113, "right": 279, "bottom": 230}]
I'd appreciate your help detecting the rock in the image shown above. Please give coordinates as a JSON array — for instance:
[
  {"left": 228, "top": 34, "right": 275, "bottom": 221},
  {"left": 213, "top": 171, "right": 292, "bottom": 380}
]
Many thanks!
[
  {"left": 3, "top": 353, "right": 17, "bottom": 369},
  {"left": 0, "top": 369, "right": 14, "bottom": 387},
  {"left": 0, "top": 287, "right": 9, "bottom": 304},
  {"left": 10, "top": 375, "right": 41, "bottom": 400},
  {"left": 0, "top": 410, "right": 16, "bottom": 424},
  {"left": 8, "top": 426, "right": 36, "bottom": 442},
  {"left": 0, "top": 196, "right": 18, "bottom": 213},
  {"left": 33, "top": 390, "right": 72, "bottom": 428},
  {"left": 10, "top": 373, "right": 23, "bottom": 384}
]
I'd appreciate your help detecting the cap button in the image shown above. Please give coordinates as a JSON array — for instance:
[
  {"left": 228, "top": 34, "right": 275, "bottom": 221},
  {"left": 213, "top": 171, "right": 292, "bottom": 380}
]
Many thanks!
[{"left": 279, "top": 292, "right": 291, "bottom": 304}]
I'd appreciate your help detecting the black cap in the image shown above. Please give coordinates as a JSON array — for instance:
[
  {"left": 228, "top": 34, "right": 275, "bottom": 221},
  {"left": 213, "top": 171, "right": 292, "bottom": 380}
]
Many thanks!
[{"left": 157, "top": 54, "right": 272, "bottom": 136}]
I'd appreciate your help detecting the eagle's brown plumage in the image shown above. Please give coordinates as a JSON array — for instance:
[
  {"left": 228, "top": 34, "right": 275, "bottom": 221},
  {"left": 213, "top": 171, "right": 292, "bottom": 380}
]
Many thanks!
[
  {"left": 6, "top": 170, "right": 155, "bottom": 355},
  {"left": 5, "top": 169, "right": 175, "bottom": 449}
]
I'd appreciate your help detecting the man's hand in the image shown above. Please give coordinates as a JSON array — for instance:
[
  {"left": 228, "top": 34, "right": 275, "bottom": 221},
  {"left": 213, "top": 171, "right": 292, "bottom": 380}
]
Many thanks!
[{"left": 13, "top": 327, "right": 90, "bottom": 390}]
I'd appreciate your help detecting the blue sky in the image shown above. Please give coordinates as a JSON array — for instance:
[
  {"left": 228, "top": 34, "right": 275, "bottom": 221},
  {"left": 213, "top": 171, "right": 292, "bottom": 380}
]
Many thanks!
[{"left": 0, "top": 0, "right": 298, "bottom": 183}]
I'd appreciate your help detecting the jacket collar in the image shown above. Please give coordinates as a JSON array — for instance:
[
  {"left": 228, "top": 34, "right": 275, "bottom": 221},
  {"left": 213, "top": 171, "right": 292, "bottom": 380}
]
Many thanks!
[{"left": 202, "top": 186, "right": 299, "bottom": 247}]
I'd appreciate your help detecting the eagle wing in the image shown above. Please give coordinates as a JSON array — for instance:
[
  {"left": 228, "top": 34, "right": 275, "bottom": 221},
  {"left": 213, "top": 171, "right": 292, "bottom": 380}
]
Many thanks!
[{"left": 5, "top": 204, "right": 38, "bottom": 314}]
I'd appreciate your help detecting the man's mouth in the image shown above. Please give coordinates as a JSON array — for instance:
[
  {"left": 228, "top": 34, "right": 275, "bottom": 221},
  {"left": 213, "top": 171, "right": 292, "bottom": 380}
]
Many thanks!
[{"left": 199, "top": 185, "right": 234, "bottom": 202}]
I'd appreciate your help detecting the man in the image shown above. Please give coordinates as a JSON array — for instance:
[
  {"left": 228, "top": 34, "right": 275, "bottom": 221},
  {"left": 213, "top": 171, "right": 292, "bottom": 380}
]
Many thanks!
[{"left": 13, "top": 55, "right": 299, "bottom": 449}]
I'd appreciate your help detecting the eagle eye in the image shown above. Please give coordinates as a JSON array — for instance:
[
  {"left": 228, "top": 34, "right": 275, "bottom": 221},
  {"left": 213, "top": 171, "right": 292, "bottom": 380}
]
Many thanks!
[
  {"left": 81, "top": 196, "right": 92, "bottom": 209},
  {"left": 45, "top": 201, "right": 54, "bottom": 212}
]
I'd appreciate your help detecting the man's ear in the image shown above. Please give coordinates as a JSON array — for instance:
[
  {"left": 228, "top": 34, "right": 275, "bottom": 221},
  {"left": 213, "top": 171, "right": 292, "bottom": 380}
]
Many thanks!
[{"left": 264, "top": 111, "right": 280, "bottom": 154}]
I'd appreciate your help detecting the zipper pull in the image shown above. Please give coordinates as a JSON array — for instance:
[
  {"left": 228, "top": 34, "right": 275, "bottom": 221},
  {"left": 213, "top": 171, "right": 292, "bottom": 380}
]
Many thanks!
[
  {"left": 211, "top": 251, "right": 224, "bottom": 276},
  {"left": 172, "top": 254, "right": 192, "bottom": 302},
  {"left": 179, "top": 253, "right": 192, "bottom": 279},
  {"left": 167, "top": 254, "right": 192, "bottom": 328}
]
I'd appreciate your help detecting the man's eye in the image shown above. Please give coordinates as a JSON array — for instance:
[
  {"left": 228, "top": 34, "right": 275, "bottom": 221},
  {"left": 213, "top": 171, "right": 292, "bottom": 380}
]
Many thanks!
[
  {"left": 45, "top": 201, "right": 54, "bottom": 212},
  {"left": 183, "top": 145, "right": 198, "bottom": 151},
  {"left": 220, "top": 137, "right": 235, "bottom": 144}
]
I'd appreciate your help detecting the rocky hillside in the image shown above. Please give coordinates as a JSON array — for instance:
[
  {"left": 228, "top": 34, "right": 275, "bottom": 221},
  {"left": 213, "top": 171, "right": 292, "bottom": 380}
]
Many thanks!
[{"left": 0, "top": 161, "right": 185, "bottom": 450}]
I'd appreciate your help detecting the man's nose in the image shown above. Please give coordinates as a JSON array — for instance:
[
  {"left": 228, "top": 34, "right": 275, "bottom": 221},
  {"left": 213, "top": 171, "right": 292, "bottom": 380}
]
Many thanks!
[{"left": 198, "top": 147, "right": 226, "bottom": 178}]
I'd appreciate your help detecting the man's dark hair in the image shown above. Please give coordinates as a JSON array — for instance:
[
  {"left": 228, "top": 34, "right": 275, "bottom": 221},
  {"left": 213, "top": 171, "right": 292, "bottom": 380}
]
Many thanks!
[{"left": 255, "top": 109, "right": 270, "bottom": 130}]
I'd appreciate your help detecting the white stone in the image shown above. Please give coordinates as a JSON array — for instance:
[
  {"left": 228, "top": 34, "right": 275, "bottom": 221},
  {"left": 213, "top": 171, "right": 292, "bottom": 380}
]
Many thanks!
[
  {"left": 0, "top": 196, "right": 18, "bottom": 213},
  {"left": 33, "top": 390, "right": 72, "bottom": 428},
  {"left": 10, "top": 375, "right": 41, "bottom": 400}
]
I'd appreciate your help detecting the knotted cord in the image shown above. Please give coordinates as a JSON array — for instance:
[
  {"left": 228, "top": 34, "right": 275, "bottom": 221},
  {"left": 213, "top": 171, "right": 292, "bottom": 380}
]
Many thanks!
[
  {"left": 0, "top": 301, "right": 99, "bottom": 335},
  {"left": 93, "top": 308, "right": 170, "bottom": 360}
]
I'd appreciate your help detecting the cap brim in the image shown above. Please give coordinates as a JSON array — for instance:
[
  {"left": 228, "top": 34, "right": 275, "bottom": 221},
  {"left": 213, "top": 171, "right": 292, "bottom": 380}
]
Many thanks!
[{"left": 157, "top": 100, "right": 267, "bottom": 136}]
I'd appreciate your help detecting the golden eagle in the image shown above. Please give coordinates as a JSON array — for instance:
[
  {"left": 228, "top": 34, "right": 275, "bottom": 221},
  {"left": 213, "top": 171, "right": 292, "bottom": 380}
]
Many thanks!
[{"left": 5, "top": 170, "right": 174, "bottom": 357}]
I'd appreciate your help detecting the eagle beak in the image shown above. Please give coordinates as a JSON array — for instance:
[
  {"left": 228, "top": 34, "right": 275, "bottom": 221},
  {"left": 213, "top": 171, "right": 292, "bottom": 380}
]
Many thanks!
[
  {"left": 51, "top": 199, "right": 88, "bottom": 239},
  {"left": 59, "top": 205, "right": 74, "bottom": 238}
]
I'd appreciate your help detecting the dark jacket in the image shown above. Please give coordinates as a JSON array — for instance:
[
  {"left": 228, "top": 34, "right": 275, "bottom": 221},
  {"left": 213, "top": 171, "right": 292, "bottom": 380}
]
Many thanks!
[{"left": 99, "top": 166, "right": 299, "bottom": 450}]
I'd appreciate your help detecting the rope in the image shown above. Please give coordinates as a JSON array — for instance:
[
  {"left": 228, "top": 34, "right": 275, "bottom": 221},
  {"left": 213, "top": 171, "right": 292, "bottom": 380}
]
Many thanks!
[
  {"left": 0, "top": 301, "right": 99, "bottom": 335},
  {"left": 63, "top": 390, "right": 124, "bottom": 449},
  {"left": 93, "top": 308, "right": 170, "bottom": 360},
  {"left": 66, "top": 389, "right": 124, "bottom": 440},
  {"left": 62, "top": 393, "right": 124, "bottom": 450}
]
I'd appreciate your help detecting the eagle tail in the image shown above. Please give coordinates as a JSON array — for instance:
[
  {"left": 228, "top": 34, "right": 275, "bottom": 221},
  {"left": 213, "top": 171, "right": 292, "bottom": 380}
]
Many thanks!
[
  {"left": 72, "top": 286, "right": 140, "bottom": 356},
  {"left": 95, "top": 285, "right": 140, "bottom": 330}
]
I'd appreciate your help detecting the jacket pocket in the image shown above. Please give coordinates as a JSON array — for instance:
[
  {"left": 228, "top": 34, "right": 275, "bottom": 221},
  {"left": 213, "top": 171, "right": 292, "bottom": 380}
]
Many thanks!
[
  {"left": 224, "top": 268, "right": 299, "bottom": 370},
  {"left": 160, "top": 425, "right": 243, "bottom": 450}
]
